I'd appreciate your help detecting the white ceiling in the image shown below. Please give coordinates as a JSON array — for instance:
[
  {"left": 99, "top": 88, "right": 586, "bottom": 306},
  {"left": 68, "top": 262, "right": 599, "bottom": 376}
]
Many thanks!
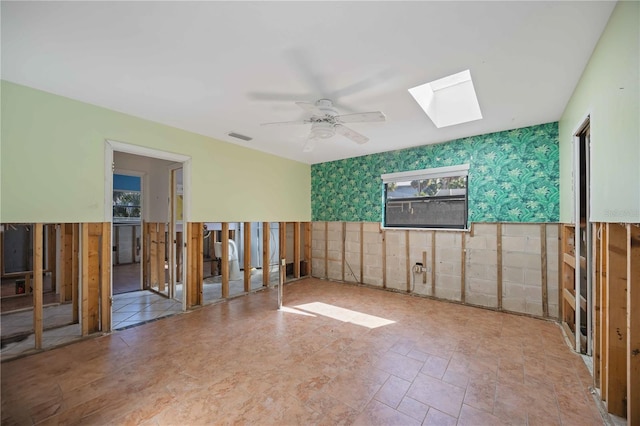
[{"left": 1, "top": 1, "right": 615, "bottom": 165}]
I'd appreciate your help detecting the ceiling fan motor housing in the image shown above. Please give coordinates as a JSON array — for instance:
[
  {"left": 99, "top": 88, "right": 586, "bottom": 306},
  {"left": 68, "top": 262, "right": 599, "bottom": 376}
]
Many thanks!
[{"left": 311, "top": 121, "right": 335, "bottom": 139}]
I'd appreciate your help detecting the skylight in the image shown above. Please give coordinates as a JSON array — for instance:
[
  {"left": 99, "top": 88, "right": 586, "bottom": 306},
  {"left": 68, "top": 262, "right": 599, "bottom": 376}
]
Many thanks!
[{"left": 408, "top": 69, "right": 482, "bottom": 128}]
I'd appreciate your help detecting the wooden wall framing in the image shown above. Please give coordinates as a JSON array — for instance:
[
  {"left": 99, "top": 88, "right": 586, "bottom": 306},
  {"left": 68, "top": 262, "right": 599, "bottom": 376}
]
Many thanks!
[{"left": 588, "top": 222, "right": 639, "bottom": 421}]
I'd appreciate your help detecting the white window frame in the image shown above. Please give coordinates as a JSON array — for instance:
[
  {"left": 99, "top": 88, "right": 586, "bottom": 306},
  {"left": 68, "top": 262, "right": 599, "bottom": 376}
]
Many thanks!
[{"left": 382, "top": 164, "right": 470, "bottom": 230}]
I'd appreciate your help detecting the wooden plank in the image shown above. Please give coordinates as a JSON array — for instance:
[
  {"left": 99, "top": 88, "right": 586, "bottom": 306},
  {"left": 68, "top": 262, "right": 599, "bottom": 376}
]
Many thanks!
[
  {"left": 60, "top": 224, "right": 72, "bottom": 302},
  {"left": 405, "top": 230, "right": 411, "bottom": 292},
  {"left": 558, "top": 225, "right": 564, "bottom": 326},
  {"left": 431, "top": 231, "right": 436, "bottom": 296},
  {"left": 81, "top": 224, "right": 89, "bottom": 336},
  {"left": 131, "top": 225, "right": 136, "bottom": 264},
  {"left": 461, "top": 233, "right": 466, "bottom": 303},
  {"left": 33, "top": 223, "right": 43, "bottom": 349},
  {"left": 382, "top": 229, "right": 386, "bottom": 289},
  {"left": 100, "top": 223, "right": 111, "bottom": 332},
  {"left": 304, "top": 222, "right": 312, "bottom": 277},
  {"left": 221, "top": 222, "right": 229, "bottom": 298},
  {"left": 244, "top": 222, "right": 251, "bottom": 292},
  {"left": 142, "top": 222, "right": 149, "bottom": 289},
  {"left": 176, "top": 231, "right": 183, "bottom": 284},
  {"left": 47, "top": 224, "right": 57, "bottom": 291},
  {"left": 605, "top": 223, "right": 628, "bottom": 417},
  {"left": 341, "top": 222, "right": 346, "bottom": 282},
  {"left": 87, "top": 224, "right": 101, "bottom": 333},
  {"left": 157, "top": 224, "right": 166, "bottom": 292},
  {"left": 497, "top": 224, "right": 503, "bottom": 310},
  {"left": 262, "top": 222, "right": 270, "bottom": 286},
  {"left": 593, "top": 224, "right": 602, "bottom": 387},
  {"left": 359, "top": 223, "right": 364, "bottom": 283},
  {"left": 186, "top": 223, "right": 203, "bottom": 307},
  {"left": 149, "top": 224, "right": 158, "bottom": 288},
  {"left": 280, "top": 222, "right": 286, "bottom": 280},
  {"left": 600, "top": 223, "right": 608, "bottom": 400},
  {"left": 294, "top": 222, "right": 301, "bottom": 279},
  {"left": 627, "top": 224, "right": 640, "bottom": 424},
  {"left": 324, "top": 222, "right": 328, "bottom": 279},
  {"left": 72, "top": 223, "right": 79, "bottom": 323},
  {"left": 564, "top": 288, "right": 576, "bottom": 311},
  {"left": 541, "top": 224, "right": 548, "bottom": 318}
]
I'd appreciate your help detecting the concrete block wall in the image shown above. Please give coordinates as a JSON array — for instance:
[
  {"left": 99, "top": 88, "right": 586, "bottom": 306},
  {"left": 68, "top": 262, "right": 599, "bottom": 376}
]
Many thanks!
[
  {"left": 465, "top": 224, "right": 498, "bottom": 308},
  {"left": 311, "top": 222, "right": 561, "bottom": 321}
]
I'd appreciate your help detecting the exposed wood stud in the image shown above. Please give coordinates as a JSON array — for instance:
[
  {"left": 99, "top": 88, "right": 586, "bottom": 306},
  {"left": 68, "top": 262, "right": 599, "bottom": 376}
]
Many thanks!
[
  {"left": 324, "top": 222, "right": 328, "bottom": 279},
  {"left": 593, "top": 224, "right": 602, "bottom": 387},
  {"left": 359, "top": 223, "right": 364, "bottom": 283},
  {"left": 87, "top": 224, "right": 101, "bottom": 333},
  {"left": 497, "top": 224, "right": 503, "bottom": 310},
  {"left": 627, "top": 224, "right": 639, "bottom": 423},
  {"left": 262, "top": 222, "right": 270, "bottom": 287},
  {"left": 100, "top": 222, "right": 111, "bottom": 332},
  {"left": 406, "top": 230, "right": 411, "bottom": 292},
  {"left": 304, "top": 222, "right": 312, "bottom": 277},
  {"left": 72, "top": 223, "right": 79, "bottom": 323},
  {"left": 606, "top": 223, "right": 627, "bottom": 417},
  {"left": 81, "top": 224, "right": 89, "bottom": 336},
  {"left": 280, "top": 222, "right": 286, "bottom": 280},
  {"left": 186, "top": 223, "right": 203, "bottom": 308},
  {"left": 47, "top": 224, "right": 57, "bottom": 291},
  {"left": 294, "top": 222, "right": 301, "bottom": 278},
  {"left": 461, "top": 233, "right": 466, "bottom": 303},
  {"left": 244, "top": 222, "right": 251, "bottom": 292},
  {"left": 157, "top": 224, "right": 166, "bottom": 293},
  {"left": 431, "top": 231, "right": 436, "bottom": 297},
  {"left": 382, "top": 229, "right": 386, "bottom": 289},
  {"left": 600, "top": 224, "right": 609, "bottom": 401},
  {"left": 221, "top": 222, "right": 229, "bottom": 298},
  {"left": 558, "top": 225, "right": 564, "bottom": 328},
  {"left": 541, "top": 224, "right": 549, "bottom": 318},
  {"left": 33, "top": 223, "right": 43, "bottom": 349}
]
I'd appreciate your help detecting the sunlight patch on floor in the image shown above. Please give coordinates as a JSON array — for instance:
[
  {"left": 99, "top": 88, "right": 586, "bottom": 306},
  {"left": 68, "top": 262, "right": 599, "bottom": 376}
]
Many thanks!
[
  {"left": 279, "top": 306, "right": 317, "bottom": 317},
  {"left": 294, "top": 302, "right": 395, "bottom": 328}
]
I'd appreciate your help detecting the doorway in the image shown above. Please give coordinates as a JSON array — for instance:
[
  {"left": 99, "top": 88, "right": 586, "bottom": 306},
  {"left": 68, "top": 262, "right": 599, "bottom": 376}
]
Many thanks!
[
  {"left": 106, "top": 141, "right": 191, "bottom": 329},
  {"left": 574, "top": 117, "right": 591, "bottom": 354},
  {"left": 112, "top": 173, "right": 143, "bottom": 295}
]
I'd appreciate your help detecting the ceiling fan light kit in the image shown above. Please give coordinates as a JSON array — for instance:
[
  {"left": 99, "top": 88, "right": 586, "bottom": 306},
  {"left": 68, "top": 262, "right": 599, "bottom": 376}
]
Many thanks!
[{"left": 261, "top": 98, "right": 386, "bottom": 151}]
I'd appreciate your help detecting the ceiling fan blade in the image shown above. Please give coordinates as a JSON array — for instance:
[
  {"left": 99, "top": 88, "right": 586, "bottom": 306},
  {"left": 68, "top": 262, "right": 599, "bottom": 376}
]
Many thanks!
[
  {"left": 335, "top": 124, "right": 369, "bottom": 145},
  {"left": 302, "top": 137, "right": 317, "bottom": 152},
  {"left": 261, "top": 119, "right": 311, "bottom": 127},
  {"left": 336, "top": 111, "right": 386, "bottom": 124},
  {"left": 247, "top": 91, "right": 313, "bottom": 102},
  {"left": 295, "top": 101, "right": 324, "bottom": 116}
]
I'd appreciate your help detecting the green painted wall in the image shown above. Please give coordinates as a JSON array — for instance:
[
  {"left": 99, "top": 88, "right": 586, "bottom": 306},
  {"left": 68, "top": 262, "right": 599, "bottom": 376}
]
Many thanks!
[
  {"left": 312, "top": 122, "right": 559, "bottom": 223},
  {"left": 0, "top": 81, "right": 311, "bottom": 223},
  {"left": 559, "top": 1, "right": 640, "bottom": 223}
]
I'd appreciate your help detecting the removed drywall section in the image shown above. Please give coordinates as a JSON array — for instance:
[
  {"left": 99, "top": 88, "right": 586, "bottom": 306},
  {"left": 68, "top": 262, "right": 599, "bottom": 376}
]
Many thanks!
[
  {"left": 465, "top": 224, "right": 498, "bottom": 308},
  {"left": 312, "top": 221, "right": 560, "bottom": 321}
]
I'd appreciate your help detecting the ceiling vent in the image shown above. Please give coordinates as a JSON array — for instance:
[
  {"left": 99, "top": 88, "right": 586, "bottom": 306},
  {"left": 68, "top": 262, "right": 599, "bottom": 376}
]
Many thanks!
[{"left": 228, "top": 132, "right": 253, "bottom": 141}]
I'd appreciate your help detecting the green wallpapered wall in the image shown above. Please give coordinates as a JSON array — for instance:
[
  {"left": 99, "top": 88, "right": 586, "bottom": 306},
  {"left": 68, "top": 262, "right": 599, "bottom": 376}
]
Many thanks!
[{"left": 311, "top": 122, "right": 559, "bottom": 223}]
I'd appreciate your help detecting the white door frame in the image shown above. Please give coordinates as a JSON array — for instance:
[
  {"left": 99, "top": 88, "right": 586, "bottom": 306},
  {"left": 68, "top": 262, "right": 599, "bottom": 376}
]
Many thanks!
[{"left": 104, "top": 140, "right": 192, "bottom": 326}]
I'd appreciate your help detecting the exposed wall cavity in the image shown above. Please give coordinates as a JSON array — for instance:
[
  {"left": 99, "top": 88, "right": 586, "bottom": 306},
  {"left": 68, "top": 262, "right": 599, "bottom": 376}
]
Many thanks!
[{"left": 312, "top": 222, "right": 559, "bottom": 320}]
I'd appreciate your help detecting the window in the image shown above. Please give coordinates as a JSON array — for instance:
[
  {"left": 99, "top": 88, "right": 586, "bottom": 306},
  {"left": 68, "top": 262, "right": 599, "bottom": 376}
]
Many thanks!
[
  {"left": 113, "top": 191, "right": 141, "bottom": 222},
  {"left": 382, "top": 164, "right": 469, "bottom": 229}
]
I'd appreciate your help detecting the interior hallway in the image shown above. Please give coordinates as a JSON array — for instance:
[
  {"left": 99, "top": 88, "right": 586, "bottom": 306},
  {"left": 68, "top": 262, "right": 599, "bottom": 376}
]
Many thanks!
[{"left": 1, "top": 278, "right": 605, "bottom": 425}]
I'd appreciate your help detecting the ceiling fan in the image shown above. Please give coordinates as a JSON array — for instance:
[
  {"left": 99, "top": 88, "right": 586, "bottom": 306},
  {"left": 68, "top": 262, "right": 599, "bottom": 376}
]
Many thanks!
[{"left": 261, "top": 99, "right": 386, "bottom": 152}]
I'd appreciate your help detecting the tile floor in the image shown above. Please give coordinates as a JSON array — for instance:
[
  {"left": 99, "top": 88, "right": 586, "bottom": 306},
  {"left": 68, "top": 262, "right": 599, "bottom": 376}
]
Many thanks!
[
  {"left": 1, "top": 278, "right": 606, "bottom": 425},
  {"left": 112, "top": 290, "right": 183, "bottom": 330}
]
